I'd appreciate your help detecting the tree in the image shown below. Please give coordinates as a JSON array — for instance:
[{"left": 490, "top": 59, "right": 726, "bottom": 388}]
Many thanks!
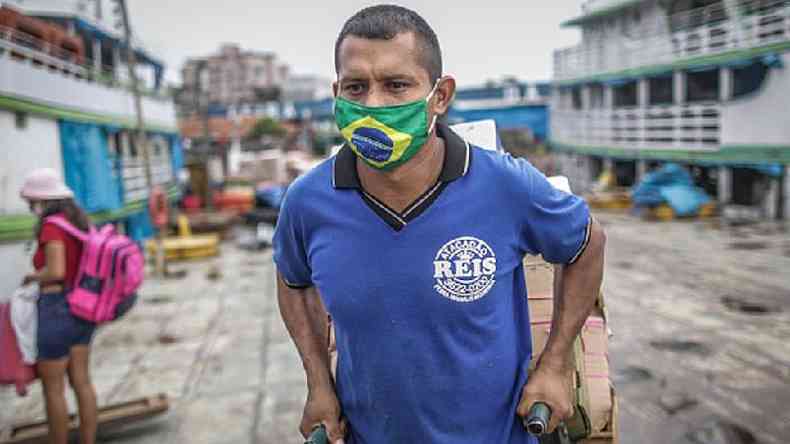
[{"left": 248, "top": 117, "right": 286, "bottom": 141}]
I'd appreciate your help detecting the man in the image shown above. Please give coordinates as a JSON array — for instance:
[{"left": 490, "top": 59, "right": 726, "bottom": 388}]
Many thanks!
[{"left": 274, "top": 5, "right": 606, "bottom": 444}]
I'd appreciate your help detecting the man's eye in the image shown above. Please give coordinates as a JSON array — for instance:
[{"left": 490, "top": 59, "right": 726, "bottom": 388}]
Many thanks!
[
  {"left": 345, "top": 84, "right": 364, "bottom": 94},
  {"left": 390, "top": 81, "right": 408, "bottom": 90}
]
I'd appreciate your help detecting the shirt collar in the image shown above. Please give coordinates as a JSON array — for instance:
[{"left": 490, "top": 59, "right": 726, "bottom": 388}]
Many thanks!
[{"left": 332, "top": 122, "right": 471, "bottom": 189}]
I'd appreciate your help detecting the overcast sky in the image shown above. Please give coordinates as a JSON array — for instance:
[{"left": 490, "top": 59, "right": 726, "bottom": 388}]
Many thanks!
[{"left": 128, "top": 1, "right": 583, "bottom": 87}]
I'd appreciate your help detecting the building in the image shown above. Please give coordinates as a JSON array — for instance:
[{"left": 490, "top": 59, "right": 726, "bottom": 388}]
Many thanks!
[
  {"left": 550, "top": 0, "right": 790, "bottom": 218},
  {"left": 179, "top": 43, "right": 290, "bottom": 115},
  {"left": 281, "top": 74, "right": 332, "bottom": 103},
  {"left": 448, "top": 80, "right": 552, "bottom": 143},
  {"left": 0, "top": 3, "right": 182, "bottom": 296}
]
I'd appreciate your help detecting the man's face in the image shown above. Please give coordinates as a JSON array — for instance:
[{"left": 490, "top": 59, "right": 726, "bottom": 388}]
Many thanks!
[{"left": 335, "top": 32, "right": 433, "bottom": 107}]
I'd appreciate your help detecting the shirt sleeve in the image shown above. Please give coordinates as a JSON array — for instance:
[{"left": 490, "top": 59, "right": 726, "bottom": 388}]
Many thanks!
[
  {"left": 514, "top": 158, "right": 591, "bottom": 265},
  {"left": 39, "top": 223, "right": 67, "bottom": 245},
  {"left": 272, "top": 188, "right": 313, "bottom": 288}
]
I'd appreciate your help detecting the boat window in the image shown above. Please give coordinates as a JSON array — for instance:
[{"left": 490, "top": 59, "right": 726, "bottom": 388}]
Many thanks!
[
  {"left": 648, "top": 76, "right": 674, "bottom": 105},
  {"left": 128, "top": 132, "right": 139, "bottom": 158},
  {"left": 613, "top": 81, "right": 638, "bottom": 107},
  {"left": 572, "top": 87, "right": 583, "bottom": 110},
  {"left": 686, "top": 68, "right": 720, "bottom": 102},
  {"left": 732, "top": 62, "right": 769, "bottom": 98},
  {"left": 589, "top": 84, "right": 604, "bottom": 109},
  {"left": 669, "top": 0, "right": 726, "bottom": 32},
  {"left": 15, "top": 112, "right": 28, "bottom": 130}
]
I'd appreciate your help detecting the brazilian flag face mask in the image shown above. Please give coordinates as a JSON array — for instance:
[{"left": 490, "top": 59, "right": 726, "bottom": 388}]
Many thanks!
[{"left": 334, "top": 82, "right": 439, "bottom": 171}]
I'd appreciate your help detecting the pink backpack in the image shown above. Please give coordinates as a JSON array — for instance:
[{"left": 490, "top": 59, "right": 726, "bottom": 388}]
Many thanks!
[
  {"left": 0, "top": 303, "right": 36, "bottom": 396},
  {"left": 44, "top": 216, "right": 144, "bottom": 324}
]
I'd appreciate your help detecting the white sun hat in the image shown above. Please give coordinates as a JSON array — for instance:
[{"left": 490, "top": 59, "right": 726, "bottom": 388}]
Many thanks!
[{"left": 19, "top": 168, "right": 75, "bottom": 201}]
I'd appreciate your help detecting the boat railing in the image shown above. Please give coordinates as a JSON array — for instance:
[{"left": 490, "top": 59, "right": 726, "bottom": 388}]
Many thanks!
[
  {"left": 0, "top": 25, "right": 89, "bottom": 78},
  {"left": 0, "top": 25, "right": 170, "bottom": 101},
  {"left": 551, "top": 103, "right": 722, "bottom": 151},
  {"left": 555, "top": 0, "right": 790, "bottom": 80}
]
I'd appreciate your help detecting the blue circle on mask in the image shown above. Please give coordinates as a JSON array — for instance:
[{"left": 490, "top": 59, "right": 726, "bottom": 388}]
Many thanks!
[{"left": 351, "top": 127, "right": 394, "bottom": 162}]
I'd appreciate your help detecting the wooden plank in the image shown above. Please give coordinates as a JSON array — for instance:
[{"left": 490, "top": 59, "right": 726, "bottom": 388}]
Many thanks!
[{"left": 1, "top": 394, "right": 169, "bottom": 444}]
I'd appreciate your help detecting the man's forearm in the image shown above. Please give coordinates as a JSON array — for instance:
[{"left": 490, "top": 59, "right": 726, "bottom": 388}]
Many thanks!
[
  {"left": 541, "top": 220, "right": 606, "bottom": 369},
  {"left": 276, "top": 273, "right": 333, "bottom": 391}
]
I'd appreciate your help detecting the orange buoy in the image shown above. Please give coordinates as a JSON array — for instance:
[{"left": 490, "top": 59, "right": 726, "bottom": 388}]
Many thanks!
[{"left": 149, "top": 186, "right": 169, "bottom": 228}]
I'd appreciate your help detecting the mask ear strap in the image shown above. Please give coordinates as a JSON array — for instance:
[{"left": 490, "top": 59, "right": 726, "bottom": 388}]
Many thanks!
[
  {"left": 426, "top": 78, "right": 442, "bottom": 103},
  {"left": 426, "top": 78, "right": 442, "bottom": 135},
  {"left": 428, "top": 114, "right": 438, "bottom": 134}
]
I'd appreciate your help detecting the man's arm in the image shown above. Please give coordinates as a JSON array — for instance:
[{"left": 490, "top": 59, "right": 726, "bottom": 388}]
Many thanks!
[
  {"left": 517, "top": 219, "right": 606, "bottom": 432},
  {"left": 276, "top": 273, "right": 346, "bottom": 443},
  {"left": 542, "top": 218, "right": 606, "bottom": 371}
]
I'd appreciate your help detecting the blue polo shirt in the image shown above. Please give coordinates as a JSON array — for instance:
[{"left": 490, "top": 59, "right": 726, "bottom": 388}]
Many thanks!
[{"left": 274, "top": 124, "right": 591, "bottom": 444}]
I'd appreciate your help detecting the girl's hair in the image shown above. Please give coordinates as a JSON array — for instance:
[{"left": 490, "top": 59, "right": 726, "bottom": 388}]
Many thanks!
[{"left": 34, "top": 198, "right": 91, "bottom": 238}]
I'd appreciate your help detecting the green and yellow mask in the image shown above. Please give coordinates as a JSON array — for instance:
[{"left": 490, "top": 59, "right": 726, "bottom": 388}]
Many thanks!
[{"left": 334, "top": 82, "right": 439, "bottom": 171}]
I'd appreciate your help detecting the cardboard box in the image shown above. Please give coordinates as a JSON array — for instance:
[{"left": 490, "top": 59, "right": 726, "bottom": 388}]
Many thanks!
[
  {"left": 525, "top": 256, "right": 616, "bottom": 440},
  {"left": 525, "top": 262, "right": 554, "bottom": 295},
  {"left": 528, "top": 297, "right": 554, "bottom": 320}
]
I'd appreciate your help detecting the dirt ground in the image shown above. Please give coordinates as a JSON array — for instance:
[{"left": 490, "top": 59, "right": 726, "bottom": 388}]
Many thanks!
[
  {"left": 600, "top": 212, "right": 790, "bottom": 444},
  {"left": 2, "top": 212, "right": 789, "bottom": 443}
]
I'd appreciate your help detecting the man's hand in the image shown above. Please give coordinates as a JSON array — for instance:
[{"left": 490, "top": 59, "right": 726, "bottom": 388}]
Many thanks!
[
  {"left": 300, "top": 385, "right": 347, "bottom": 444},
  {"left": 516, "top": 360, "right": 574, "bottom": 434}
]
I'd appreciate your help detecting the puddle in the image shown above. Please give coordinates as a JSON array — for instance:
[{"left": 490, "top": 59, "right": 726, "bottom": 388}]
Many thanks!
[
  {"left": 206, "top": 266, "right": 223, "bottom": 281},
  {"left": 164, "top": 269, "right": 188, "bottom": 280},
  {"left": 146, "top": 295, "right": 174, "bottom": 305},
  {"left": 649, "top": 339, "right": 711, "bottom": 356},
  {"left": 685, "top": 419, "right": 757, "bottom": 444},
  {"left": 727, "top": 241, "right": 768, "bottom": 251},
  {"left": 244, "top": 260, "right": 265, "bottom": 267},
  {"left": 659, "top": 392, "right": 698, "bottom": 415},
  {"left": 612, "top": 366, "right": 653, "bottom": 385},
  {"left": 614, "top": 261, "right": 634, "bottom": 270},
  {"left": 721, "top": 296, "right": 779, "bottom": 316},
  {"left": 157, "top": 334, "right": 180, "bottom": 345}
]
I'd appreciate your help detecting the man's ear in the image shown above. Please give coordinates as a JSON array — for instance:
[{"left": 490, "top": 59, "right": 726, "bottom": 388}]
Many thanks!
[
  {"left": 432, "top": 76, "right": 456, "bottom": 115},
  {"left": 332, "top": 80, "right": 339, "bottom": 98}
]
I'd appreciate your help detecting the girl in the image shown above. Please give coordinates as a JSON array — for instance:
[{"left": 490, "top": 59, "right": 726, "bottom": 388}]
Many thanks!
[{"left": 20, "top": 168, "right": 98, "bottom": 444}]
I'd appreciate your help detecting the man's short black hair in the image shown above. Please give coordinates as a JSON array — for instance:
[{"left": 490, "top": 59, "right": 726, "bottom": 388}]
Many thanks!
[{"left": 334, "top": 5, "right": 442, "bottom": 83}]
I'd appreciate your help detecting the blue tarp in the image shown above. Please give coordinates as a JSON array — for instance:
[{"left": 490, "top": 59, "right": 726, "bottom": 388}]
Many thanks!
[
  {"left": 170, "top": 135, "right": 184, "bottom": 176},
  {"left": 632, "top": 163, "right": 711, "bottom": 216},
  {"left": 447, "top": 104, "right": 549, "bottom": 141},
  {"left": 59, "top": 121, "right": 124, "bottom": 213}
]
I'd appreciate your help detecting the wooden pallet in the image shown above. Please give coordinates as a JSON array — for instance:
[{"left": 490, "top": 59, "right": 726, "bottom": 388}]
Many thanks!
[{"left": 0, "top": 394, "right": 169, "bottom": 444}]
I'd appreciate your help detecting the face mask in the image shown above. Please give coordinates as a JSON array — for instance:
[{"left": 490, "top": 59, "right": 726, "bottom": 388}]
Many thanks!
[{"left": 334, "top": 81, "right": 440, "bottom": 171}]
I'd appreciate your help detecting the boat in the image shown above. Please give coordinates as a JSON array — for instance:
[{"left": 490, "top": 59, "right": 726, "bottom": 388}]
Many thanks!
[
  {"left": 550, "top": 0, "right": 790, "bottom": 219},
  {"left": 0, "top": 1, "right": 183, "bottom": 297}
]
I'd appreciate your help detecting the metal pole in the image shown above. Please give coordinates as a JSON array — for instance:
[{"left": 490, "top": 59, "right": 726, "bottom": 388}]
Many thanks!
[
  {"left": 117, "top": 0, "right": 165, "bottom": 276},
  {"left": 117, "top": 0, "right": 153, "bottom": 193}
]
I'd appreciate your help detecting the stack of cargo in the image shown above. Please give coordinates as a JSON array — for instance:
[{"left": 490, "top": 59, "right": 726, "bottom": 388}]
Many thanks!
[
  {"left": 212, "top": 184, "right": 255, "bottom": 214},
  {"left": 524, "top": 255, "right": 618, "bottom": 444}
]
